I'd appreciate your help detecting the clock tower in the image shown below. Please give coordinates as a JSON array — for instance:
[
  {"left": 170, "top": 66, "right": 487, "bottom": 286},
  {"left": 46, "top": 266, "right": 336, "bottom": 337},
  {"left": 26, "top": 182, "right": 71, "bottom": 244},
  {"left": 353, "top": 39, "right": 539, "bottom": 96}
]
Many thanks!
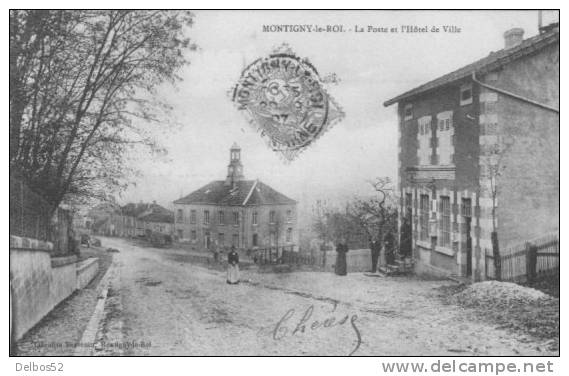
[{"left": 225, "top": 143, "right": 244, "bottom": 186}]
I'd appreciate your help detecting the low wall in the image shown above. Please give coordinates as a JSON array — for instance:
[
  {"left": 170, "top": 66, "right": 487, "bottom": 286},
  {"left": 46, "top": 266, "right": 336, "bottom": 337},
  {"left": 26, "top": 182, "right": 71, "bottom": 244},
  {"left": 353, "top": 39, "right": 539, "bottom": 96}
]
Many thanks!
[
  {"left": 322, "top": 248, "right": 375, "bottom": 273},
  {"left": 76, "top": 258, "right": 99, "bottom": 290},
  {"left": 10, "top": 235, "right": 99, "bottom": 341}
]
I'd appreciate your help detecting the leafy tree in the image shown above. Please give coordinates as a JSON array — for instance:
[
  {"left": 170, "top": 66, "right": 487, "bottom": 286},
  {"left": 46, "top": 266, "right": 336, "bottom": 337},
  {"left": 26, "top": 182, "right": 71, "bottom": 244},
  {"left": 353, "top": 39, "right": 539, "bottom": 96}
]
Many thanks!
[{"left": 10, "top": 10, "right": 196, "bottom": 208}]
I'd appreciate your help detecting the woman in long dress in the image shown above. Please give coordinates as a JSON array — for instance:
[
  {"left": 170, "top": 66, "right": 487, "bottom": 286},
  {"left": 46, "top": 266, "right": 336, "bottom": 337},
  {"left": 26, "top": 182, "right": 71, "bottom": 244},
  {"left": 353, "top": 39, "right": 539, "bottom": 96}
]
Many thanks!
[
  {"left": 227, "top": 246, "right": 240, "bottom": 284},
  {"left": 335, "top": 238, "right": 348, "bottom": 276}
]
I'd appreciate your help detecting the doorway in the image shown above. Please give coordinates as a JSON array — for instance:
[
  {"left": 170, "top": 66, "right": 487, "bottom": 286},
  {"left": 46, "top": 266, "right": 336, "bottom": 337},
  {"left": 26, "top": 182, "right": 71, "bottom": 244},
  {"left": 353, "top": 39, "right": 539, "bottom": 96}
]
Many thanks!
[
  {"left": 461, "top": 196, "right": 473, "bottom": 278},
  {"left": 205, "top": 231, "right": 211, "bottom": 249}
]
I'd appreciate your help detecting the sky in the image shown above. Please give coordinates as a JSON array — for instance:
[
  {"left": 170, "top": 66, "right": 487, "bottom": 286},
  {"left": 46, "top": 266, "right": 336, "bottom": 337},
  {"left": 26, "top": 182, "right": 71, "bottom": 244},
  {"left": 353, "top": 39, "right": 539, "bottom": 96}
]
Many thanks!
[{"left": 121, "top": 10, "right": 555, "bottom": 211}]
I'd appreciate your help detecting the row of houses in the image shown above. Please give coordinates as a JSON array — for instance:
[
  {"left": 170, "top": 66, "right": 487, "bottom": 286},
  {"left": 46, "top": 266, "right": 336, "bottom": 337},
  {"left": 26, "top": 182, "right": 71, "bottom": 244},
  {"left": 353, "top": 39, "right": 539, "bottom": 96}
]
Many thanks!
[{"left": 75, "top": 200, "right": 175, "bottom": 238}]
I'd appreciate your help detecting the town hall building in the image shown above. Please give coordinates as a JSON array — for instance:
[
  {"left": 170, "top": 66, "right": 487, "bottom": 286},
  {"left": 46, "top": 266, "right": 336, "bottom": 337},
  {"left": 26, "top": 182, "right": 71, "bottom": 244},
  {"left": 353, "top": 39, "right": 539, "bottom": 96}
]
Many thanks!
[{"left": 173, "top": 143, "right": 298, "bottom": 251}]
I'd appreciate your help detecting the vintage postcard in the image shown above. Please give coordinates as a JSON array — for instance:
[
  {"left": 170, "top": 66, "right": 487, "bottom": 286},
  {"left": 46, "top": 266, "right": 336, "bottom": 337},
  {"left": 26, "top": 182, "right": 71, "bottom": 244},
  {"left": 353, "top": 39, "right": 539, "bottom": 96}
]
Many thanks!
[{"left": 9, "top": 9, "right": 559, "bottom": 361}]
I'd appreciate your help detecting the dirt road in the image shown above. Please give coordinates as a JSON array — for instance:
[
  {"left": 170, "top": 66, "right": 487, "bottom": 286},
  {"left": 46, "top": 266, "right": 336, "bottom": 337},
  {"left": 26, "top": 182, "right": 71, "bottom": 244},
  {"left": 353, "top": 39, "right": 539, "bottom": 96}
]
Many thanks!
[{"left": 93, "top": 237, "right": 553, "bottom": 356}]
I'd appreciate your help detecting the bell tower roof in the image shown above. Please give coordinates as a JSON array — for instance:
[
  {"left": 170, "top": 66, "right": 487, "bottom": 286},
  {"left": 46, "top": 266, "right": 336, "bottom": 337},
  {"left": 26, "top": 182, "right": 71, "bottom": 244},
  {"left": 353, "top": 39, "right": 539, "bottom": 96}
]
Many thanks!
[{"left": 225, "top": 143, "right": 244, "bottom": 186}]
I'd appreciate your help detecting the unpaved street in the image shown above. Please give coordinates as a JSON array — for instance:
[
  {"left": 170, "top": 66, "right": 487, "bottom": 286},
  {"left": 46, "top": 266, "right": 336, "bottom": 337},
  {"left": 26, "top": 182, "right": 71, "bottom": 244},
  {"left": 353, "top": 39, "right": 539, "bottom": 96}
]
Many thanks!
[{"left": 95, "top": 237, "right": 554, "bottom": 356}]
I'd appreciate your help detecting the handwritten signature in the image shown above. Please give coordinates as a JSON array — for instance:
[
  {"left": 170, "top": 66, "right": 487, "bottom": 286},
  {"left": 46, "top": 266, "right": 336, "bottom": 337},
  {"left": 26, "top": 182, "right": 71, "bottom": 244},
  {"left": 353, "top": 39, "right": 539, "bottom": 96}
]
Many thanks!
[{"left": 270, "top": 305, "right": 362, "bottom": 356}]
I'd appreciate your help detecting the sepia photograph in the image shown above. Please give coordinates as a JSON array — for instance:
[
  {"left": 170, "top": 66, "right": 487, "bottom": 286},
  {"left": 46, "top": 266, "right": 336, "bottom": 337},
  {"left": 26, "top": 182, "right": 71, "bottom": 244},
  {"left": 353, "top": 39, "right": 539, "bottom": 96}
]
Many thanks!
[{"left": 9, "top": 9, "right": 559, "bottom": 360}]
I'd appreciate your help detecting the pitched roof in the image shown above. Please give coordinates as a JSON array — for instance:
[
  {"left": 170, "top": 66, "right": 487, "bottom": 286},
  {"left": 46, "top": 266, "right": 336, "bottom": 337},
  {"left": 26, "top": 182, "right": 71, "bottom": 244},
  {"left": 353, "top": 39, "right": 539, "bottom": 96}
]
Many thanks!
[
  {"left": 90, "top": 202, "right": 121, "bottom": 215},
  {"left": 122, "top": 202, "right": 173, "bottom": 222},
  {"left": 138, "top": 211, "right": 174, "bottom": 224},
  {"left": 173, "top": 180, "right": 296, "bottom": 206},
  {"left": 122, "top": 202, "right": 151, "bottom": 217},
  {"left": 383, "top": 26, "right": 559, "bottom": 107}
]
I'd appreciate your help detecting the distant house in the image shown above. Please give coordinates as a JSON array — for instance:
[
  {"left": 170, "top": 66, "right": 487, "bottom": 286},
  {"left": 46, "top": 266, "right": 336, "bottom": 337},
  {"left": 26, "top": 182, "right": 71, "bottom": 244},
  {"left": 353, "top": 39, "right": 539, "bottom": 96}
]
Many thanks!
[
  {"left": 384, "top": 25, "right": 559, "bottom": 280},
  {"left": 137, "top": 203, "right": 174, "bottom": 236},
  {"left": 89, "top": 202, "right": 123, "bottom": 236},
  {"left": 122, "top": 201, "right": 174, "bottom": 237},
  {"left": 173, "top": 143, "right": 298, "bottom": 251},
  {"left": 121, "top": 202, "right": 148, "bottom": 237}
]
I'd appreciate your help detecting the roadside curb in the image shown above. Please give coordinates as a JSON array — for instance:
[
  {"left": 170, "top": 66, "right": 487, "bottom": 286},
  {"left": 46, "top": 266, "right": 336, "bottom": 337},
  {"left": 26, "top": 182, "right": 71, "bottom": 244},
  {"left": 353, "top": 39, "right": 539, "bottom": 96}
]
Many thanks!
[{"left": 74, "top": 258, "right": 116, "bottom": 356}]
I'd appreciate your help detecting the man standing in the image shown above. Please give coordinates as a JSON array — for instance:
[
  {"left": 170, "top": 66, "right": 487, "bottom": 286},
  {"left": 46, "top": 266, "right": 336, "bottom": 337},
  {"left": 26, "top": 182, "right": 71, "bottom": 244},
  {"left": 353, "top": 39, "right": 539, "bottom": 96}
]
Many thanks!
[
  {"left": 369, "top": 237, "right": 381, "bottom": 273},
  {"left": 211, "top": 239, "right": 219, "bottom": 263},
  {"left": 384, "top": 230, "right": 396, "bottom": 266}
]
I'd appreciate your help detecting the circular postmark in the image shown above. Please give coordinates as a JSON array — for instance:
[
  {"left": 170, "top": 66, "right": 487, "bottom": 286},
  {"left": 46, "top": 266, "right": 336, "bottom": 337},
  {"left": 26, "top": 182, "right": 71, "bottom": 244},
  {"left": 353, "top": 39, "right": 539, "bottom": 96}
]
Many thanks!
[{"left": 233, "top": 53, "right": 330, "bottom": 152}]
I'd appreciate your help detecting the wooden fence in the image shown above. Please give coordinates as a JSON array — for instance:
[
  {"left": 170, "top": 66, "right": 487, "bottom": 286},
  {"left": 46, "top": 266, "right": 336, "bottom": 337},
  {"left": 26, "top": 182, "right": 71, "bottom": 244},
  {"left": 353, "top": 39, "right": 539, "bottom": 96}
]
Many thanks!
[
  {"left": 10, "top": 175, "right": 54, "bottom": 242},
  {"left": 10, "top": 175, "right": 76, "bottom": 256},
  {"left": 485, "top": 233, "right": 559, "bottom": 282},
  {"left": 253, "top": 246, "right": 319, "bottom": 266}
]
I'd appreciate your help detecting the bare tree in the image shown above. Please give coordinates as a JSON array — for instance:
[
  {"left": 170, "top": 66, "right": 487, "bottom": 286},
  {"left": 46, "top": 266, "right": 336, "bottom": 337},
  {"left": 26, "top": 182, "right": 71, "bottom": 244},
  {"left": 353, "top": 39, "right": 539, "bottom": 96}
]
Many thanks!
[
  {"left": 10, "top": 10, "right": 196, "bottom": 208},
  {"left": 483, "top": 136, "right": 515, "bottom": 281},
  {"left": 348, "top": 177, "right": 398, "bottom": 247},
  {"left": 312, "top": 200, "right": 360, "bottom": 245}
]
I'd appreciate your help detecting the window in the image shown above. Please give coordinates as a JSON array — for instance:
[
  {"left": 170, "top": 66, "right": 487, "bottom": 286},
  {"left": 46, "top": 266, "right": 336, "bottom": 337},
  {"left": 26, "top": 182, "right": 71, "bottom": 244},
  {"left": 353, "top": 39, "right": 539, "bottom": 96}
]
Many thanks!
[
  {"left": 286, "top": 228, "right": 292, "bottom": 242},
  {"left": 177, "top": 229, "right": 183, "bottom": 238},
  {"left": 460, "top": 83, "right": 473, "bottom": 105},
  {"left": 252, "top": 234, "right": 258, "bottom": 247},
  {"left": 218, "top": 233, "right": 225, "bottom": 245},
  {"left": 286, "top": 210, "right": 292, "bottom": 222},
  {"left": 440, "top": 196, "right": 451, "bottom": 247},
  {"left": 420, "top": 195, "right": 430, "bottom": 240},
  {"left": 176, "top": 209, "right": 183, "bottom": 223},
  {"left": 191, "top": 230, "right": 197, "bottom": 240},
  {"left": 204, "top": 210, "right": 210, "bottom": 225},
  {"left": 269, "top": 210, "right": 276, "bottom": 224},
  {"left": 436, "top": 111, "right": 454, "bottom": 165},
  {"left": 218, "top": 211, "right": 225, "bottom": 225},
  {"left": 461, "top": 198, "right": 472, "bottom": 218},
  {"left": 232, "top": 234, "right": 239, "bottom": 247},
  {"left": 404, "top": 103, "right": 413, "bottom": 120},
  {"left": 405, "top": 193, "right": 413, "bottom": 208},
  {"left": 417, "top": 116, "right": 432, "bottom": 165},
  {"left": 190, "top": 210, "right": 196, "bottom": 224},
  {"left": 233, "top": 212, "right": 239, "bottom": 226},
  {"left": 252, "top": 211, "right": 258, "bottom": 225}
]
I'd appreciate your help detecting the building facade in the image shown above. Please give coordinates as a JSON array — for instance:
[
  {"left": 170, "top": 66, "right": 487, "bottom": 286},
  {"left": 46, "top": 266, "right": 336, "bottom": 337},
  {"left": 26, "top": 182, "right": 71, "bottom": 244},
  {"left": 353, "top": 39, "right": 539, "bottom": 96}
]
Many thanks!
[
  {"left": 173, "top": 144, "right": 298, "bottom": 251},
  {"left": 384, "top": 25, "right": 559, "bottom": 281}
]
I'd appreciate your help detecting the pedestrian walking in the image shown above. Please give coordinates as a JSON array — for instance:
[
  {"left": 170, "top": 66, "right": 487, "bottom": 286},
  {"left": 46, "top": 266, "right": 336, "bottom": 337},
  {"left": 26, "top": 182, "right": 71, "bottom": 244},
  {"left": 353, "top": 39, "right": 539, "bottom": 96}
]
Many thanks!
[
  {"left": 334, "top": 237, "right": 349, "bottom": 276},
  {"left": 227, "top": 246, "right": 240, "bottom": 284},
  {"left": 369, "top": 237, "right": 381, "bottom": 273}
]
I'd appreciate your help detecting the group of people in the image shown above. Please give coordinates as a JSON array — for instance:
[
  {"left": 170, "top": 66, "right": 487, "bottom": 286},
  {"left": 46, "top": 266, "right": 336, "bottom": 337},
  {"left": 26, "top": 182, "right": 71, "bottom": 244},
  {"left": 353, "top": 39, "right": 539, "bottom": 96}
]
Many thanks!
[{"left": 218, "top": 231, "right": 399, "bottom": 283}]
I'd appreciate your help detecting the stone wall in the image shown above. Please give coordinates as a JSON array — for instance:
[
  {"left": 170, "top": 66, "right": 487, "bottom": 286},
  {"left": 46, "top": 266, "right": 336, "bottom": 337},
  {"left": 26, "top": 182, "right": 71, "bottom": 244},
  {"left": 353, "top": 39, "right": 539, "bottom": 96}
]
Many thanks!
[{"left": 10, "top": 235, "right": 99, "bottom": 341}]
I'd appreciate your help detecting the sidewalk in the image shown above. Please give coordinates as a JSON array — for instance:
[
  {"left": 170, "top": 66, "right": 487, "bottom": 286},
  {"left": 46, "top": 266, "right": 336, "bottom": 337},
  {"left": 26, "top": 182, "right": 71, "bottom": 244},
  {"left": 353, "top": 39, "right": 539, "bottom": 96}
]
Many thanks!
[{"left": 13, "top": 246, "right": 113, "bottom": 356}]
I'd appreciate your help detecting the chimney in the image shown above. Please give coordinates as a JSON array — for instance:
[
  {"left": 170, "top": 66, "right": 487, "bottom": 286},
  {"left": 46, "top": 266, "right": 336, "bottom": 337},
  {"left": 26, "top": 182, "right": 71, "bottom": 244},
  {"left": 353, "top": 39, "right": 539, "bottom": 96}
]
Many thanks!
[{"left": 504, "top": 28, "right": 524, "bottom": 49}]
